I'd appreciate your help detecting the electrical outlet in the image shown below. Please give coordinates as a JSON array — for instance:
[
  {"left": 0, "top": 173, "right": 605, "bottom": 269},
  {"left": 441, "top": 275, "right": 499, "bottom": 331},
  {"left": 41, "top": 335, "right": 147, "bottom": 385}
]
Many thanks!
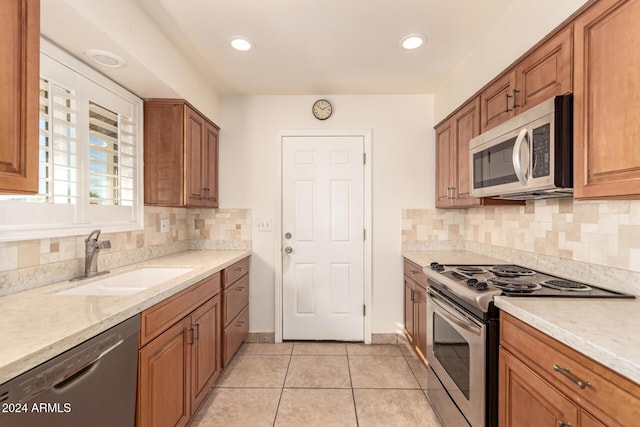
[
  {"left": 256, "top": 218, "right": 272, "bottom": 232},
  {"left": 160, "top": 218, "right": 170, "bottom": 233}
]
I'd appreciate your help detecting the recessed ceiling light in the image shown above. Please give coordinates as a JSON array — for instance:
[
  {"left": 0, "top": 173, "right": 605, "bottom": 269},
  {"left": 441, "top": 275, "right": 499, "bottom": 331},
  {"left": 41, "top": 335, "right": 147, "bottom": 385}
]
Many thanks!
[
  {"left": 85, "top": 49, "right": 127, "bottom": 68},
  {"left": 230, "top": 36, "right": 253, "bottom": 51},
  {"left": 401, "top": 34, "right": 427, "bottom": 50}
]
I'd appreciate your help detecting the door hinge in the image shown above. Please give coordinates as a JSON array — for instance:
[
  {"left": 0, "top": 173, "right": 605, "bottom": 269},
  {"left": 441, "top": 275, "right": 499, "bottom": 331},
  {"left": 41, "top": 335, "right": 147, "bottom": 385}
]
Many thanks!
[
  {"left": 363, "top": 228, "right": 366, "bottom": 241},
  {"left": 363, "top": 153, "right": 366, "bottom": 165},
  {"left": 363, "top": 304, "right": 366, "bottom": 316}
]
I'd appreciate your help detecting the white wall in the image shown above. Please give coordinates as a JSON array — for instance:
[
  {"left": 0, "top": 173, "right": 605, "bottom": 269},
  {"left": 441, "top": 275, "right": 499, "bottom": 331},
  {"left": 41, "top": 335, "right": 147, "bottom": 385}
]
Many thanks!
[
  {"left": 434, "top": 0, "right": 589, "bottom": 122},
  {"left": 219, "top": 95, "right": 434, "bottom": 334}
]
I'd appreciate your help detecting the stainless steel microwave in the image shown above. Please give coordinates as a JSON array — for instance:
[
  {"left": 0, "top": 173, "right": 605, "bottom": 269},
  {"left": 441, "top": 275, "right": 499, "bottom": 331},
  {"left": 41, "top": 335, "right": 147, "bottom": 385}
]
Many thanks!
[{"left": 469, "top": 95, "right": 573, "bottom": 200}]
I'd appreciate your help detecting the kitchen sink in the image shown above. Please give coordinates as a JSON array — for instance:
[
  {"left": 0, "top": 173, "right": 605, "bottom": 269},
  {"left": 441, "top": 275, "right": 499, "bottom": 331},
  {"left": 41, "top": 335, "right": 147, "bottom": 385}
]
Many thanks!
[{"left": 55, "top": 267, "right": 195, "bottom": 296}]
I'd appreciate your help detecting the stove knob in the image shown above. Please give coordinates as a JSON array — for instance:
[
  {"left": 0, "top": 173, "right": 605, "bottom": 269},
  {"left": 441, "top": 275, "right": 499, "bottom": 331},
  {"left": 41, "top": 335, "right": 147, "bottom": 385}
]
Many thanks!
[
  {"left": 430, "top": 262, "right": 444, "bottom": 272},
  {"left": 475, "top": 282, "right": 488, "bottom": 291},
  {"left": 466, "top": 278, "right": 478, "bottom": 287}
]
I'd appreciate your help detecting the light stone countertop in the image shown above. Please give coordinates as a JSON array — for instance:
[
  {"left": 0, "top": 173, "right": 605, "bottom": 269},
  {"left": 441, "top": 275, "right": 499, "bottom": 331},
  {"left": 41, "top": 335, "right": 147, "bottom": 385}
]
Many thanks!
[
  {"left": 403, "top": 250, "right": 640, "bottom": 385},
  {"left": 0, "top": 249, "right": 251, "bottom": 385},
  {"left": 495, "top": 296, "right": 640, "bottom": 385}
]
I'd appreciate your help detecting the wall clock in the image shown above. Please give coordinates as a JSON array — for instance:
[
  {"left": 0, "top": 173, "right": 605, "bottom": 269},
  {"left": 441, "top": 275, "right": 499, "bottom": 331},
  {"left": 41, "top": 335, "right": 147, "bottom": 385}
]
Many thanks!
[{"left": 312, "top": 99, "right": 333, "bottom": 120}]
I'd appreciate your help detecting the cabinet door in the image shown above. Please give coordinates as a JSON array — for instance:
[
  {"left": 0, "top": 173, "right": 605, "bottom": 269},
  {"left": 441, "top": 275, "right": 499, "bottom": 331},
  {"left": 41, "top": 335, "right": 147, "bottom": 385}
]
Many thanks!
[
  {"left": 203, "top": 122, "right": 219, "bottom": 208},
  {"left": 403, "top": 276, "right": 415, "bottom": 344},
  {"left": 0, "top": 0, "right": 39, "bottom": 194},
  {"left": 144, "top": 102, "right": 185, "bottom": 206},
  {"left": 435, "top": 120, "right": 455, "bottom": 207},
  {"left": 480, "top": 71, "right": 516, "bottom": 132},
  {"left": 414, "top": 285, "right": 427, "bottom": 358},
  {"left": 185, "top": 106, "right": 205, "bottom": 206},
  {"left": 516, "top": 25, "right": 572, "bottom": 113},
  {"left": 191, "top": 295, "right": 221, "bottom": 414},
  {"left": 453, "top": 98, "right": 482, "bottom": 207},
  {"left": 138, "top": 317, "right": 191, "bottom": 427},
  {"left": 573, "top": 0, "right": 640, "bottom": 198},
  {"left": 499, "top": 348, "right": 578, "bottom": 427}
]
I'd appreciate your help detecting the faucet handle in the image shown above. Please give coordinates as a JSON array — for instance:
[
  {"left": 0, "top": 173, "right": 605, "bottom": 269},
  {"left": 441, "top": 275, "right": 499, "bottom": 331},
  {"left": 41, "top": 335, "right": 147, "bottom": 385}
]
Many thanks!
[
  {"left": 86, "top": 229, "right": 101, "bottom": 243},
  {"left": 100, "top": 240, "right": 111, "bottom": 249}
]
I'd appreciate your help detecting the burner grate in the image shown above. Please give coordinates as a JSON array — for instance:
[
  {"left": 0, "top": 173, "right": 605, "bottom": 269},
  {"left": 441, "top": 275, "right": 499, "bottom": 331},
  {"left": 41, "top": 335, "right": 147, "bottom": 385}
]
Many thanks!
[
  {"left": 454, "top": 266, "right": 486, "bottom": 275},
  {"left": 488, "top": 277, "right": 541, "bottom": 293},
  {"left": 490, "top": 265, "right": 535, "bottom": 277},
  {"left": 542, "top": 279, "right": 592, "bottom": 292}
]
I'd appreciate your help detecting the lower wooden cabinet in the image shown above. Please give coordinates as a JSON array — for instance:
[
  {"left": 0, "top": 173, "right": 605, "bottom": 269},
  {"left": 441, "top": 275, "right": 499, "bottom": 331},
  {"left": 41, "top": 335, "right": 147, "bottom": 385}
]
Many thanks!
[
  {"left": 499, "top": 312, "right": 640, "bottom": 427},
  {"left": 137, "top": 274, "right": 222, "bottom": 427},
  {"left": 403, "top": 258, "right": 427, "bottom": 362},
  {"left": 222, "top": 257, "right": 250, "bottom": 367}
]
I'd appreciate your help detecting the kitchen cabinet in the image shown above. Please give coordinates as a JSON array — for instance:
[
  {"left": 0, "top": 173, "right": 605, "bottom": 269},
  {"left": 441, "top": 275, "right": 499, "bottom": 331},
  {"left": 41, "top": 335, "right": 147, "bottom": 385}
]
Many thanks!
[
  {"left": 499, "top": 312, "right": 640, "bottom": 427},
  {"left": 137, "top": 273, "right": 222, "bottom": 427},
  {"left": 436, "top": 98, "right": 483, "bottom": 208},
  {"left": 480, "top": 25, "right": 573, "bottom": 132},
  {"left": 573, "top": 0, "right": 640, "bottom": 199},
  {"left": 222, "top": 256, "right": 250, "bottom": 366},
  {"left": 403, "top": 259, "right": 427, "bottom": 362},
  {"left": 144, "top": 99, "right": 219, "bottom": 208},
  {"left": 0, "top": 0, "right": 39, "bottom": 194}
]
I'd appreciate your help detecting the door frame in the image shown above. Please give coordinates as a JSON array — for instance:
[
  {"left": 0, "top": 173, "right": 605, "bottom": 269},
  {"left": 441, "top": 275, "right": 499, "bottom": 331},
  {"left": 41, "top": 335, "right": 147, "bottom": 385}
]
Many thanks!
[{"left": 275, "top": 129, "right": 372, "bottom": 343}]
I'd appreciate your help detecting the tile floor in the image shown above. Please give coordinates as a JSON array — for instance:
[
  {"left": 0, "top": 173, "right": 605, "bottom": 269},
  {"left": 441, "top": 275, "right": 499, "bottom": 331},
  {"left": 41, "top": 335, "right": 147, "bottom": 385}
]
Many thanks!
[{"left": 191, "top": 342, "right": 442, "bottom": 427}]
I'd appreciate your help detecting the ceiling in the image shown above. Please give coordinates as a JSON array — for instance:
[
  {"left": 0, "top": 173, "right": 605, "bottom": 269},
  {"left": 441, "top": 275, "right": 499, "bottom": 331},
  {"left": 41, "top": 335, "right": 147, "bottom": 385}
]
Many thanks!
[{"left": 41, "top": 0, "right": 518, "bottom": 97}]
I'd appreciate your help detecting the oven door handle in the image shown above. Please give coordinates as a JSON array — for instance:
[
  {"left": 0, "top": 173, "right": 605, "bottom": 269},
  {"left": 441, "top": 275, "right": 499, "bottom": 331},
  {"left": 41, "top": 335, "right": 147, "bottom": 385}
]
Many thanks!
[{"left": 428, "top": 291, "right": 482, "bottom": 336}]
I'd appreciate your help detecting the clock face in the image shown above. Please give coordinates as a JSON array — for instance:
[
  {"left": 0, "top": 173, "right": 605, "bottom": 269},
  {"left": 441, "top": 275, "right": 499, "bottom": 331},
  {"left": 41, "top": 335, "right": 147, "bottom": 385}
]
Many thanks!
[{"left": 312, "top": 99, "right": 332, "bottom": 120}]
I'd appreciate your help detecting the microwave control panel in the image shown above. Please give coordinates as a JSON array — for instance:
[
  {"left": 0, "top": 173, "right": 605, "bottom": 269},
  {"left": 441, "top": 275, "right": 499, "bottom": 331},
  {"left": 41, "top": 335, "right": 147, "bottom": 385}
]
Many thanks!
[{"left": 532, "top": 123, "right": 550, "bottom": 178}]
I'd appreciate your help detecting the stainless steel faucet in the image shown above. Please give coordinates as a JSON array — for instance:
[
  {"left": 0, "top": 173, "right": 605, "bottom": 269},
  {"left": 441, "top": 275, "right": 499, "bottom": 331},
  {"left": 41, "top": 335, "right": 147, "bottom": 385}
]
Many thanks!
[{"left": 83, "top": 229, "right": 111, "bottom": 278}]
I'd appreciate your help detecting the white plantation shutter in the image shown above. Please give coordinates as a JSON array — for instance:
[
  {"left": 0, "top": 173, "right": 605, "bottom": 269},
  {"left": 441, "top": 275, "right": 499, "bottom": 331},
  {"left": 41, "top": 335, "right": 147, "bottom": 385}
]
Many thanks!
[
  {"left": 0, "top": 39, "right": 143, "bottom": 242},
  {"left": 49, "top": 81, "right": 79, "bottom": 204}
]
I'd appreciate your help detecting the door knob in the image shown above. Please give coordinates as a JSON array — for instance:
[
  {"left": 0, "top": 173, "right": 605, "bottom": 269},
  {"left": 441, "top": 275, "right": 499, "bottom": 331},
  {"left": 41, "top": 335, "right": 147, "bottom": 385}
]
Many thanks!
[
  {"left": 284, "top": 232, "right": 292, "bottom": 239},
  {"left": 284, "top": 246, "right": 293, "bottom": 254}
]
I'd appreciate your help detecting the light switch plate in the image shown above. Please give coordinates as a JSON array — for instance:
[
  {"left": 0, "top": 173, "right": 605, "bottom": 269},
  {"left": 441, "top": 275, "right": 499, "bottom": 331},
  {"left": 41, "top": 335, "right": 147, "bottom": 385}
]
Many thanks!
[
  {"left": 256, "top": 218, "right": 272, "bottom": 232},
  {"left": 160, "top": 218, "right": 170, "bottom": 233}
]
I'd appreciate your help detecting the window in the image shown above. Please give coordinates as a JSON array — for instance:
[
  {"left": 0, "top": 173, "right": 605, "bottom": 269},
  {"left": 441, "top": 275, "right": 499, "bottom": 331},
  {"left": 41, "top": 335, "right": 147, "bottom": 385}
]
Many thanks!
[{"left": 0, "top": 39, "right": 143, "bottom": 242}]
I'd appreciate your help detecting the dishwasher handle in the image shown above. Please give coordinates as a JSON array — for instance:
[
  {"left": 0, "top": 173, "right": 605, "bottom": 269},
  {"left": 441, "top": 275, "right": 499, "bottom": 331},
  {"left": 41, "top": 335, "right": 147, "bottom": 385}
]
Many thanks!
[{"left": 52, "top": 339, "right": 124, "bottom": 392}]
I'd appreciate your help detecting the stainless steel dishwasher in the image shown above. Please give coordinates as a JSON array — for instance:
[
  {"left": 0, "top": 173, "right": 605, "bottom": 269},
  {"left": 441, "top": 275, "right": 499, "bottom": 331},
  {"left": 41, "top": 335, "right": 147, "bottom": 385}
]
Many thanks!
[{"left": 0, "top": 315, "right": 140, "bottom": 427}]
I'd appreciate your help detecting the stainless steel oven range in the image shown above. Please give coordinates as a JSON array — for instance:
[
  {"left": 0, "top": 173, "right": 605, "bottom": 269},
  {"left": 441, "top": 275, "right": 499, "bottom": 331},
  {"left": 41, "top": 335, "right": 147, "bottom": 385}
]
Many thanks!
[{"left": 424, "top": 262, "right": 634, "bottom": 427}]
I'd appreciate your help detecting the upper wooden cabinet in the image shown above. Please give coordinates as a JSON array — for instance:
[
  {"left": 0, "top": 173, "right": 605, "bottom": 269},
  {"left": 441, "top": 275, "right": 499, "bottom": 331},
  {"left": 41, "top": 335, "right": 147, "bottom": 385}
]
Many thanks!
[
  {"left": 436, "top": 98, "right": 482, "bottom": 208},
  {"left": 0, "top": 0, "right": 39, "bottom": 194},
  {"left": 144, "top": 99, "right": 219, "bottom": 208},
  {"left": 480, "top": 25, "right": 573, "bottom": 132},
  {"left": 573, "top": 0, "right": 640, "bottom": 199}
]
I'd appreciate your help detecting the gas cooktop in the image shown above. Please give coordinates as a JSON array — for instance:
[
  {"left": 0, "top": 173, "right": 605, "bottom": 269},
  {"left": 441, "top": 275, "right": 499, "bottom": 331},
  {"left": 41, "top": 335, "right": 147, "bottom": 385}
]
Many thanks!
[{"left": 425, "top": 262, "right": 634, "bottom": 316}]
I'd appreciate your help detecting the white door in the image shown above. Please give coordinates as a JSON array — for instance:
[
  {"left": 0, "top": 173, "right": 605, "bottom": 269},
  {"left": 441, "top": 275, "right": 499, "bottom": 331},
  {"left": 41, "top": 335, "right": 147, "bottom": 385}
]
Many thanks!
[{"left": 282, "top": 135, "right": 365, "bottom": 341}]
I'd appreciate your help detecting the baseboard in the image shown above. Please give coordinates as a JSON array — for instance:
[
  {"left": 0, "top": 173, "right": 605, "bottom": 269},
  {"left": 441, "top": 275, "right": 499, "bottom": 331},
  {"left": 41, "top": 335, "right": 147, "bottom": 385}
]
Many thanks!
[{"left": 245, "top": 332, "right": 276, "bottom": 343}]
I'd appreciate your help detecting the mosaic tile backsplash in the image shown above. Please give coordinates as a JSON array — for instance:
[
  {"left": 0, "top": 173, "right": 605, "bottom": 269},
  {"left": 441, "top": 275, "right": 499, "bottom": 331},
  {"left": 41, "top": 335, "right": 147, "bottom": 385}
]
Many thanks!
[
  {"left": 403, "top": 199, "right": 640, "bottom": 295},
  {"left": 0, "top": 207, "right": 251, "bottom": 296}
]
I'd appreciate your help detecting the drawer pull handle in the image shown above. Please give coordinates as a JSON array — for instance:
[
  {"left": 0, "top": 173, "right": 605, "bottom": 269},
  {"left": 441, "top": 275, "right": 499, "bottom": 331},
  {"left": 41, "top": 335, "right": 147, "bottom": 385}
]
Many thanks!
[
  {"left": 236, "top": 286, "right": 244, "bottom": 292},
  {"left": 553, "top": 365, "right": 592, "bottom": 389},
  {"left": 194, "top": 323, "right": 200, "bottom": 340},
  {"left": 187, "top": 328, "right": 195, "bottom": 346},
  {"left": 410, "top": 270, "right": 418, "bottom": 275},
  {"left": 237, "top": 320, "right": 245, "bottom": 327},
  {"left": 237, "top": 267, "right": 244, "bottom": 272},
  {"left": 558, "top": 421, "right": 572, "bottom": 427}
]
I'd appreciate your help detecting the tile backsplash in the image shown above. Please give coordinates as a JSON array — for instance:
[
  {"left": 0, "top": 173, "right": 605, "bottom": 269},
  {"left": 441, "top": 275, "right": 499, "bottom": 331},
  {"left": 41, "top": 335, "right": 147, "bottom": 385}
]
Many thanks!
[
  {"left": 0, "top": 207, "right": 251, "bottom": 296},
  {"left": 403, "top": 199, "right": 640, "bottom": 294}
]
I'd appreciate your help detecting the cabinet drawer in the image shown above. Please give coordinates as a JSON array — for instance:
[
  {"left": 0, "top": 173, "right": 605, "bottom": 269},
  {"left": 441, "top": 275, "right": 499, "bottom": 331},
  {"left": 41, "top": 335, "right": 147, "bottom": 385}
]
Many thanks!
[
  {"left": 140, "top": 273, "right": 221, "bottom": 347},
  {"left": 403, "top": 259, "right": 428, "bottom": 289},
  {"left": 223, "top": 257, "right": 250, "bottom": 288},
  {"left": 500, "top": 312, "right": 640, "bottom": 426},
  {"left": 223, "top": 274, "right": 249, "bottom": 326},
  {"left": 223, "top": 306, "right": 249, "bottom": 366}
]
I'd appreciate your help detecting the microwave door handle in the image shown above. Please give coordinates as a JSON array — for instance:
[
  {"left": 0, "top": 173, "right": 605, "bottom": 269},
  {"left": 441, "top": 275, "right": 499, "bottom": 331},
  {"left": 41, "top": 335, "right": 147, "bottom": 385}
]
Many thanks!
[{"left": 512, "top": 128, "right": 529, "bottom": 186}]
